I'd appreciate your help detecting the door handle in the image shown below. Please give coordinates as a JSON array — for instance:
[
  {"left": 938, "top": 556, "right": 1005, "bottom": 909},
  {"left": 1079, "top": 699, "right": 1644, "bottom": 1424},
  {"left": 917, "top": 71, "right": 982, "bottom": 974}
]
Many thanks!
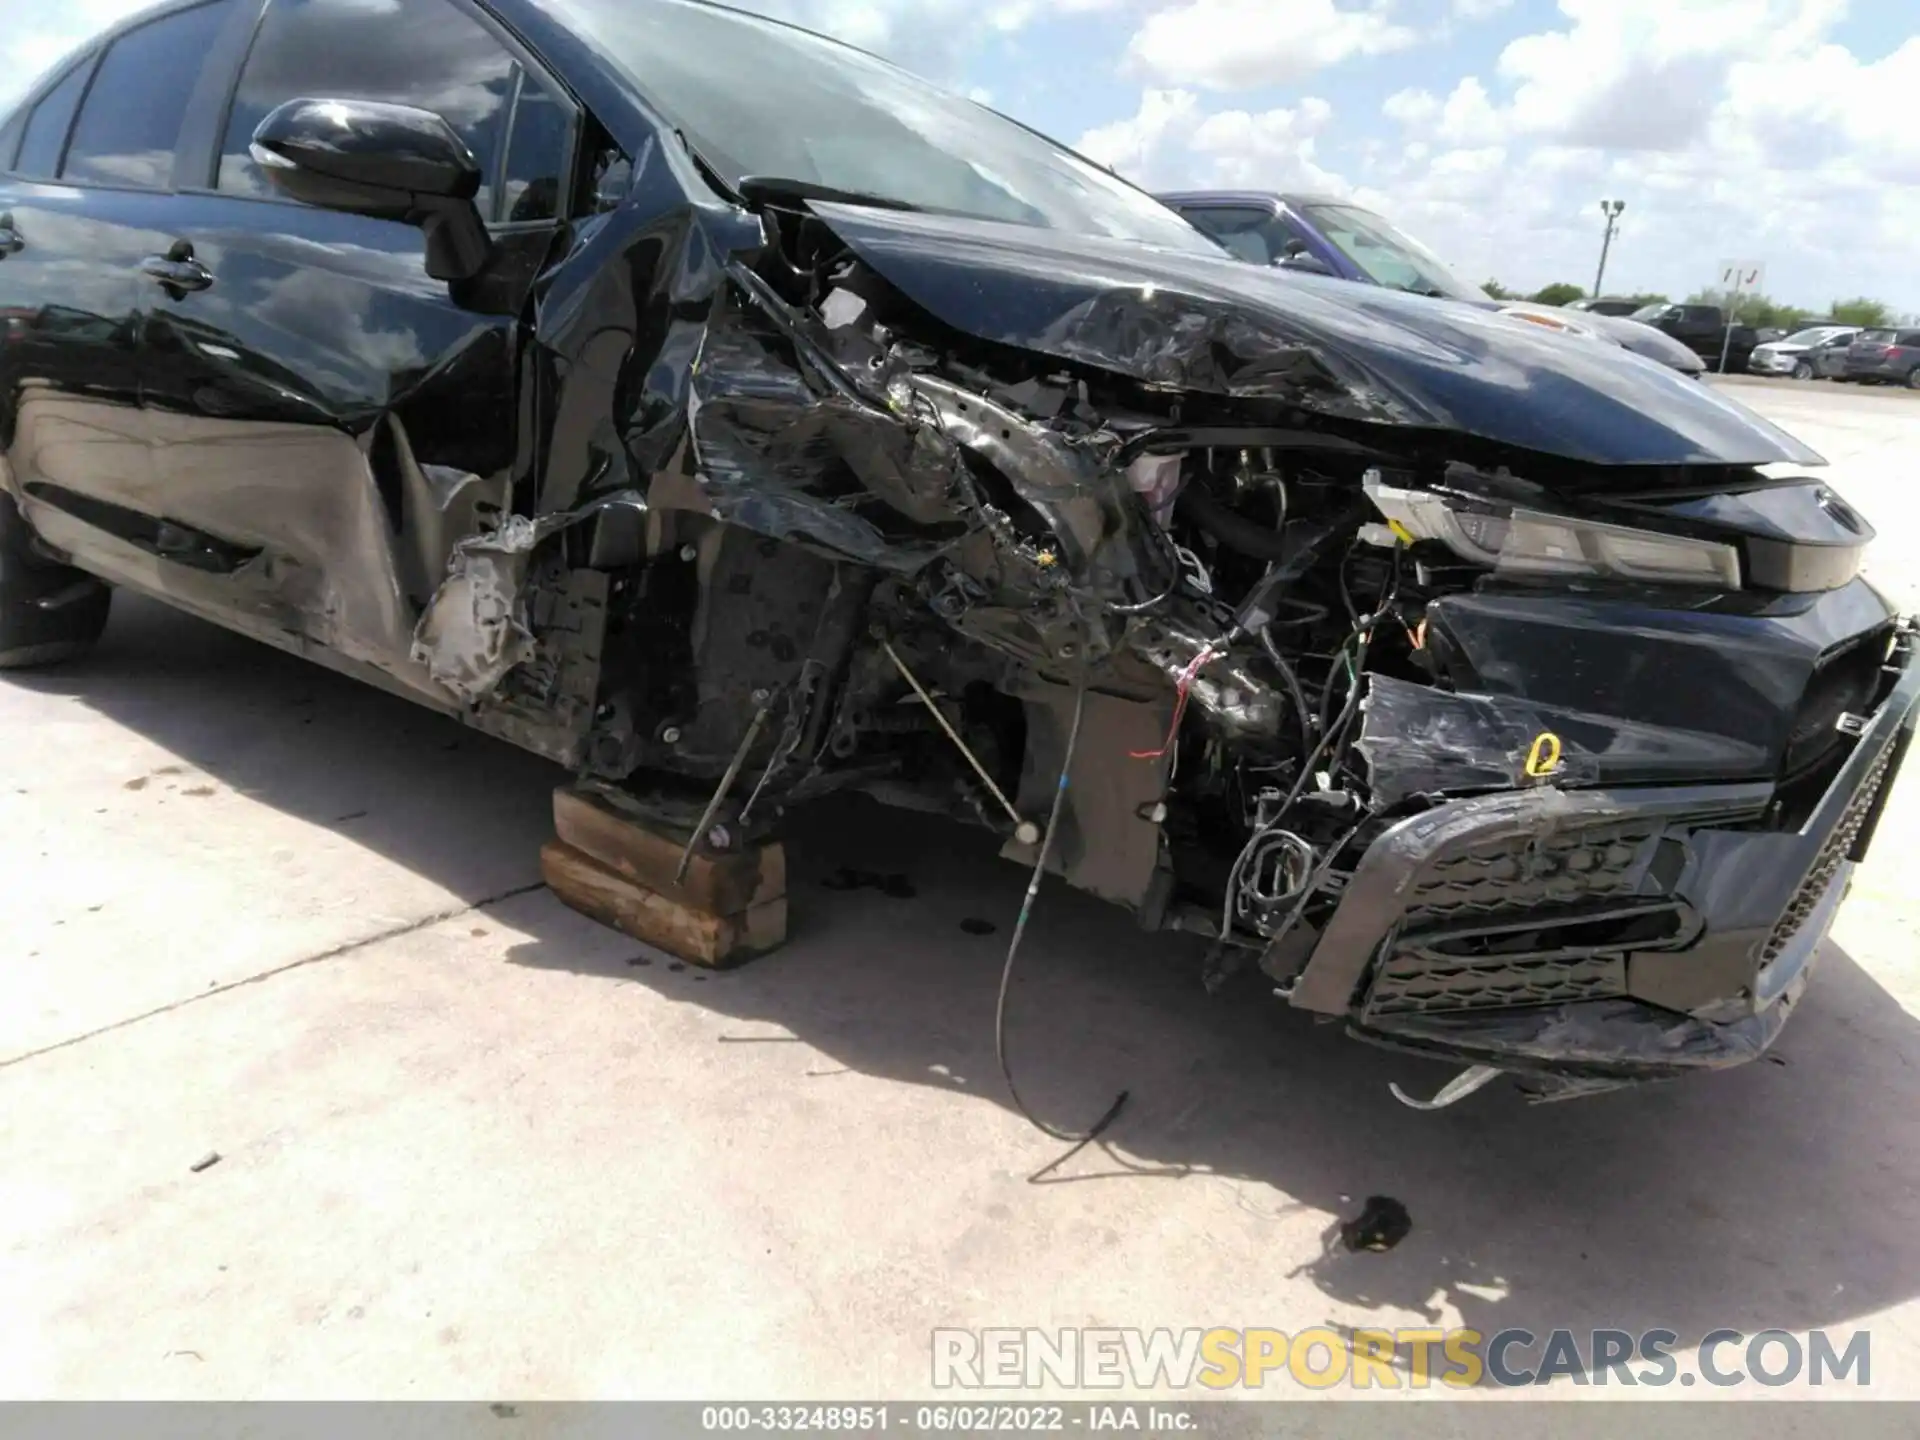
[
  {"left": 141, "top": 256, "right": 215, "bottom": 293},
  {"left": 0, "top": 213, "right": 23, "bottom": 257}
]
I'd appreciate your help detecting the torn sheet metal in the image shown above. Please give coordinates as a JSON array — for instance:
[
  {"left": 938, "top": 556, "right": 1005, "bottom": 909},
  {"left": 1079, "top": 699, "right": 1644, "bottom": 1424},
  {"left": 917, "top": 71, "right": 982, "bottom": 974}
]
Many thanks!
[
  {"left": 679, "top": 278, "right": 967, "bottom": 573},
  {"left": 1356, "top": 673, "right": 1773, "bottom": 808},
  {"left": 410, "top": 496, "right": 641, "bottom": 705},
  {"left": 411, "top": 515, "right": 556, "bottom": 703}
]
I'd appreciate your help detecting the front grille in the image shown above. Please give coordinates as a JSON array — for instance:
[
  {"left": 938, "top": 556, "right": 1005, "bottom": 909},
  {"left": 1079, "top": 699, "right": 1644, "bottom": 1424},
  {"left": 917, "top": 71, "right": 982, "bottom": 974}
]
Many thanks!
[
  {"left": 1366, "top": 951, "right": 1624, "bottom": 1016},
  {"left": 1758, "top": 740, "right": 1895, "bottom": 967},
  {"left": 1361, "top": 821, "right": 1689, "bottom": 1017},
  {"left": 1402, "top": 821, "right": 1665, "bottom": 925}
]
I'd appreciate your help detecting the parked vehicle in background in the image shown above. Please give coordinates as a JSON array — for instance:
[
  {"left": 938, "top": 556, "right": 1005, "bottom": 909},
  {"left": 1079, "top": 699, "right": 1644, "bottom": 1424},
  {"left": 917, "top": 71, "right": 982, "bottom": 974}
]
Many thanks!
[
  {"left": 1566, "top": 297, "right": 1645, "bottom": 317},
  {"left": 1749, "top": 326, "right": 1861, "bottom": 380},
  {"left": 1160, "top": 190, "right": 1706, "bottom": 376},
  {"left": 1843, "top": 329, "right": 1920, "bottom": 388},
  {"left": 1629, "top": 301, "right": 1760, "bottom": 373}
]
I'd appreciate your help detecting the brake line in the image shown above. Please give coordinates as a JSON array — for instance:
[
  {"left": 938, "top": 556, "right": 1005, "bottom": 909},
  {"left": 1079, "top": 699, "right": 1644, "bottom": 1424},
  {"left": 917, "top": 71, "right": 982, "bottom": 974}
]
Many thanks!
[{"left": 993, "top": 675, "right": 1129, "bottom": 1145}]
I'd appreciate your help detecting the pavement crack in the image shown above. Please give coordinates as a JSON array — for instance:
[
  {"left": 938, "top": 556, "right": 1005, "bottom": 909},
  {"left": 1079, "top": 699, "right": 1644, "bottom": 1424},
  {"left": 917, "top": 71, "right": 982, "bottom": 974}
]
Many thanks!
[{"left": 0, "top": 880, "right": 548, "bottom": 1072}]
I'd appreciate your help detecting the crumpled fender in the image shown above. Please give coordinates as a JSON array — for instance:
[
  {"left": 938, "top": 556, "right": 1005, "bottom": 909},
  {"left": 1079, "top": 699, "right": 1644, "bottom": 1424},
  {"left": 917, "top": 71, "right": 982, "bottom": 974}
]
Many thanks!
[{"left": 808, "top": 202, "right": 1823, "bottom": 469}]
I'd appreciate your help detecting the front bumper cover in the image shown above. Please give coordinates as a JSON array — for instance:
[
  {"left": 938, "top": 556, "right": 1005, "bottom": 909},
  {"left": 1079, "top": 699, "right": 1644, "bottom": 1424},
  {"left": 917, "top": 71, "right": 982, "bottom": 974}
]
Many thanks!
[{"left": 1272, "top": 629, "right": 1919, "bottom": 1085}]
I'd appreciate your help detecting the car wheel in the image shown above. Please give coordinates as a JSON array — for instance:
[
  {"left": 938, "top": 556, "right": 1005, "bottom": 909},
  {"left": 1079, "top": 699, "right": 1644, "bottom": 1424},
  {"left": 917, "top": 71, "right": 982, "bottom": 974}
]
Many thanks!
[
  {"left": 1907, "top": 368, "right": 1920, "bottom": 391},
  {"left": 0, "top": 491, "right": 111, "bottom": 669},
  {"left": 1793, "top": 361, "right": 1814, "bottom": 380}
]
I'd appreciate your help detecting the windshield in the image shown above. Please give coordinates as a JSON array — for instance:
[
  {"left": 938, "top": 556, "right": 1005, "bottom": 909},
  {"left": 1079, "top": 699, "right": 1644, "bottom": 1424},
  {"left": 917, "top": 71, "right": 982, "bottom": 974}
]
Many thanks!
[
  {"left": 1783, "top": 327, "right": 1840, "bottom": 346},
  {"left": 1629, "top": 303, "right": 1672, "bottom": 322},
  {"left": 1296, "top": 202, "right": 1482, "bottom": 300},
  {"left": 531, "top": 0, "right": 1216, "bottom": 253}
]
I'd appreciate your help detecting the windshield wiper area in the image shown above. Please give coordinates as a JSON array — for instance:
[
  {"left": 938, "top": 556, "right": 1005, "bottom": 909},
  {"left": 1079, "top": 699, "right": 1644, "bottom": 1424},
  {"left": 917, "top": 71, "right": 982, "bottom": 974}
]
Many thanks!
[{"left": 736, "top": 175, "right": 928, "bottom": 215}]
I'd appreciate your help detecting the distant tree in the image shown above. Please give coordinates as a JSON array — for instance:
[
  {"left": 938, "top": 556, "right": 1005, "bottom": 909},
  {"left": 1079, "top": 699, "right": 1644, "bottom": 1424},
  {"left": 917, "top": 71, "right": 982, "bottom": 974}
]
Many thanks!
[
  {"left": 1529, "top": 282, "right": 1587, "bottom": 306},
  {"left": 1482, "top": 279, "right": 1517, "bottom": 300},
  {"left": 1830, "top": 297, "right": 1893, "bottom": 328},
  {"left": 1686, "top": 287, "right": 1815, "bottom": 331}
]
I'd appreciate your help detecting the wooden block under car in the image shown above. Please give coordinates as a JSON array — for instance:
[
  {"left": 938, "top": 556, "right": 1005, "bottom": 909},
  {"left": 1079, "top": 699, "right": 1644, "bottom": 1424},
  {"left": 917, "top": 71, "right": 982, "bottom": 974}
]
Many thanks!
[
  {"left": 552, "top": 784, "right": 785, "bottom": 914},
  {"left": 541, "top": 841, "right": 788, "bottom": 968}
]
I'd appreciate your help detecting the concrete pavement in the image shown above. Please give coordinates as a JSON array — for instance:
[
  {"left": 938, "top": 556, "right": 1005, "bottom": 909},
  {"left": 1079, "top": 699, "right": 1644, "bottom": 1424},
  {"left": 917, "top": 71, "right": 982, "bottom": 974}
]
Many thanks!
[{"left": 3, "top": 382, "right": 1919, "bottom": 1401}]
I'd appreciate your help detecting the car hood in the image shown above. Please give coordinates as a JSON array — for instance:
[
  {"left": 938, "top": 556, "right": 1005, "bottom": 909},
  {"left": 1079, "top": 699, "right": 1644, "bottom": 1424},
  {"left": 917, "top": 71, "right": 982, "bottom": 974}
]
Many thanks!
[{"left": 812, "top": 204, "right": 1820, "bottom": 468}]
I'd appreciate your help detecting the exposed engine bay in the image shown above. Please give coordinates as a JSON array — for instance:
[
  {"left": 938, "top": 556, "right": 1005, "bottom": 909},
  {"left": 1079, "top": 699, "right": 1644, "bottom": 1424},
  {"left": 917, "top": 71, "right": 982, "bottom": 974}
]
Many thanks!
[{"left": 408, "top": 198, "right": 1916, "bottom": 1106}]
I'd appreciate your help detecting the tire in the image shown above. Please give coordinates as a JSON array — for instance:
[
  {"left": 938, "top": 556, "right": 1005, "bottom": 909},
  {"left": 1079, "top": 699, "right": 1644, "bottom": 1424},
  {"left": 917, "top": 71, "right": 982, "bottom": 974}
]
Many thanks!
[
  {"left": 1907, "top": 368, "right": 1920, "bottom": 391},
  {"left": 0, "top": 491, "right": 111, "bottom": 669},
  {"left": 1793, "top": 361, "right": 1814, "bottom": 380}
]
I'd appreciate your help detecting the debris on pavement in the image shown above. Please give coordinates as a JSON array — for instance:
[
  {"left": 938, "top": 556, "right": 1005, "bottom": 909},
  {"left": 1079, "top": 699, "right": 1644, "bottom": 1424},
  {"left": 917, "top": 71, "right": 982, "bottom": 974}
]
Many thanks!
[{"left": 1339, "top": 1195, "right": 1412, "bottom": 1252}]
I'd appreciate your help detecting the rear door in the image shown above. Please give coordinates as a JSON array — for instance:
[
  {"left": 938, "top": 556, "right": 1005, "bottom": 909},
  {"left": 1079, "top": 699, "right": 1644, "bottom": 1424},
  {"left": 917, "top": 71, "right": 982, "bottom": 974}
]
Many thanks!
[
  {"left": 131, "top": 0, "right": 578, "bottom": 685},
  {"left": 1813, "top": 330, "right": 1856, "bottom": 377},
  {"left": 0, "top": 4, "right": 237, "bottom": 545},
  {"left": 1848, "top": 328, "right": 1895, "bottom": 374}
]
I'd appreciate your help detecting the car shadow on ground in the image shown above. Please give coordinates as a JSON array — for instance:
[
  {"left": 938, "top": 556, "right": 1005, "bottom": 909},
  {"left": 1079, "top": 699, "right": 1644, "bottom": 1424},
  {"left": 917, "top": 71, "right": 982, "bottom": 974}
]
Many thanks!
[{"left": 22, "top": 595, "right": 1920, "bottom": 1379}]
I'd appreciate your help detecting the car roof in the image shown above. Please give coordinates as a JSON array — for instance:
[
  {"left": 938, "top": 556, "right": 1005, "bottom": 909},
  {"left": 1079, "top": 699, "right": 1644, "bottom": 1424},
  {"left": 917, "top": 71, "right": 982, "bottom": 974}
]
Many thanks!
[{"left": 1155, "top": 190, "right": 1346, "bottom": 208}]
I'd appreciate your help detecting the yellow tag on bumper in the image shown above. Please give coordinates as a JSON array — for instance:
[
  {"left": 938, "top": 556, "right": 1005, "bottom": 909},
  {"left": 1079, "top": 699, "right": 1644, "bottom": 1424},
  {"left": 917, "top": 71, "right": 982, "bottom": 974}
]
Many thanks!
[{"left": 1524, "top": 731, "right": 1563, "bottom": 779}]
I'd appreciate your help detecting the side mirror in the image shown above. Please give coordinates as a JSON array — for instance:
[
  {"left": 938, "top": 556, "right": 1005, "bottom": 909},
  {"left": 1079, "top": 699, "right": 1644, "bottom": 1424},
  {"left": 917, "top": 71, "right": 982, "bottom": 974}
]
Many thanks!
[
  {"left": 251, "top": 98, "right": 491, "bottom": 282},
  {"left": 1278, "top": 251, "right": 1336, "bottom": 276}
]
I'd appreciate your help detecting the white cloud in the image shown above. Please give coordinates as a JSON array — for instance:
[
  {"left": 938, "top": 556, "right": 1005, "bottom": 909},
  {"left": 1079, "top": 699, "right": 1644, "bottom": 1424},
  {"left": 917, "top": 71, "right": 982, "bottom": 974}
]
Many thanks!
[
  {"left": 1077, "top": 88, "right": 1207, "bottom": 178},
  {"left": 1091, "top": 0, "right": 1919, "bottom": 312},
  {"left": 1124, "top": 0, "right": 1418, "bottom": 90},
  {"left": 1382, "top": 88, "right": 1440, "bottom": 127},
  {"left": 1077, "top": 88, "right": 1342, "bottom": 192},
  {"left": 1492, "top": 0, "right": 1849, "bottom": 150},
  {"left": 0, "top": 0, "right": 152, "bottom": 110},
  {"left": 1433, "top": 76, "right": 1503, "bottom": 145}
]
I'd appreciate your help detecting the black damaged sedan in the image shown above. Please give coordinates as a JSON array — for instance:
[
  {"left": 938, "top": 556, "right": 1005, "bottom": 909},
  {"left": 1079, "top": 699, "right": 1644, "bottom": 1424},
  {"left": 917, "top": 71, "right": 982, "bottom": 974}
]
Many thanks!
[{"left": 2, "top": 0, "right": 1913, "bottom": 1105}]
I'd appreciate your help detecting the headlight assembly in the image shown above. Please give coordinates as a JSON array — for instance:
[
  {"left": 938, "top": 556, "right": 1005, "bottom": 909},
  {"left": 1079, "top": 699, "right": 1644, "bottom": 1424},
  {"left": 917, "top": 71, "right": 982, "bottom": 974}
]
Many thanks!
[{"left": 1365, "top": 476, "right": 1743, "bottom": 588}]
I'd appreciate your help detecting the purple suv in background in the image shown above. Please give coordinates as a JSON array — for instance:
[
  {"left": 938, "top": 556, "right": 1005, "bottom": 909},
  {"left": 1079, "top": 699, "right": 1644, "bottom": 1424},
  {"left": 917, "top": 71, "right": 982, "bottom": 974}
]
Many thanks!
[{"left": 1159, "top": 189, "right": 1706, "bottom": 377}]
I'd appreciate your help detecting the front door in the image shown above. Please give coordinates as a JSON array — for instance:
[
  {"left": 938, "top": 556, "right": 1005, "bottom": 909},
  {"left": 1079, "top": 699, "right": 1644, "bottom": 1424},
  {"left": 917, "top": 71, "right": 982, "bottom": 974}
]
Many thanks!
[{"left": 132, "top": 0, "right": 577, "bottom": 696}]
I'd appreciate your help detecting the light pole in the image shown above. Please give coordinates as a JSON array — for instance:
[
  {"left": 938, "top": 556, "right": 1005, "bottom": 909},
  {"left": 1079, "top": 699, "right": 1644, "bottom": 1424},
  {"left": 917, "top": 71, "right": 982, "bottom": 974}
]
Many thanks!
[{"left": 1593, "top": 199, "right": 1625, "bottom": 298}]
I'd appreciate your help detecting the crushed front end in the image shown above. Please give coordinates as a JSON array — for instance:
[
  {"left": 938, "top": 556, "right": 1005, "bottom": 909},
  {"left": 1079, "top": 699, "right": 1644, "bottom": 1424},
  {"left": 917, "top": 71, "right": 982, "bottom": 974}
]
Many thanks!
[{"left": 503, "top": 200, "right": 1915, "bottom": 1102}]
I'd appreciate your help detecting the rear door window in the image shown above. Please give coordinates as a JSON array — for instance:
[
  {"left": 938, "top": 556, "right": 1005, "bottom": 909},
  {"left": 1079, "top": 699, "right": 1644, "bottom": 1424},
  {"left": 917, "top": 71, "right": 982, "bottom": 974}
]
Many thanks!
[
  {"left": 1898, "top": 331, "right": 1920, "bottom": 347},
  {"left": 62, "top": 0, "right": 234, "bottom": 189},
  {"left": 216, "top": 0, "right": 559, "bottom": 223},
  {"left": 1179, "top": 207, "right": 1278, "bottom": 265},
  {"left": 11, "top": 61, "right": 93, "bottom": 179}
]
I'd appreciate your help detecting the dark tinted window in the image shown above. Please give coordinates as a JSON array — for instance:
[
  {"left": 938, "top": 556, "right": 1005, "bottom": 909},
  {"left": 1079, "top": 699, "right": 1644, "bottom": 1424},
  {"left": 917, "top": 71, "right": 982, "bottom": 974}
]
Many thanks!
[
  {"left": 500, "top": 71, "right": 570, "bottom": 222},
  {"left": 12, "top": 61, "right": 92, "bottom": 178},
  {"left": 218, "top": 0, "right": 519, "bottom": 217},
  {"left": 63, "top": 1, "right": 233, "bottom": 189},
  {"left": 1179, "top": 207, "right": 1277, "bottom": 265}
]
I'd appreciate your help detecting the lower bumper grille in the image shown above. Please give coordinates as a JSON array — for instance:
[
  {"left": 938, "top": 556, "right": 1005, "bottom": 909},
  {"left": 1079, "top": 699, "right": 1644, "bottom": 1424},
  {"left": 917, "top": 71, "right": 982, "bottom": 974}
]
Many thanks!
[
  {"left": 1367, "top": 951, "right": 1624, "bottom": 1016},
  {"left": 1758, "top": 739, "right": 1894, "bottom": 967}
]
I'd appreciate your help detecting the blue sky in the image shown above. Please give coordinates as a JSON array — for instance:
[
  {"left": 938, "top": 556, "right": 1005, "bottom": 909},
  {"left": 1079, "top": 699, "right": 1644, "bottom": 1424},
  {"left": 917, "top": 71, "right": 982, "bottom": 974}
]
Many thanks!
[{"left": 7, "top": 0, "right": 1917, "bottom": 314}]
